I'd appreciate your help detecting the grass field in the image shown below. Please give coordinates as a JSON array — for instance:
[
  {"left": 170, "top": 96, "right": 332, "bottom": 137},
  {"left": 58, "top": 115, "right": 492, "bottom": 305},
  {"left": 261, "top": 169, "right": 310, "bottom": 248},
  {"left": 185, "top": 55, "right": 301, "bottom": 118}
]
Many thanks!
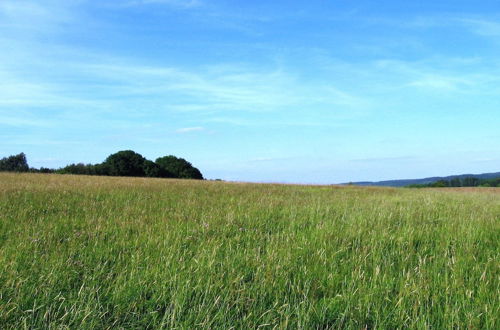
[{"left": 0, "top": 173, "right": 498, "bottom": 328}]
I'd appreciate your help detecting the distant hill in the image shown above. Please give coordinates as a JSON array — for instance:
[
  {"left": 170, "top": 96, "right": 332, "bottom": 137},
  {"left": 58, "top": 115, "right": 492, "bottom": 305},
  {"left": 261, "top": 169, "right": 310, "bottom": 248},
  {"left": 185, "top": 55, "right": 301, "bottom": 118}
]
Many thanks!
[{"left": 348, "top": 171, "right": 500, "bottom": 187}]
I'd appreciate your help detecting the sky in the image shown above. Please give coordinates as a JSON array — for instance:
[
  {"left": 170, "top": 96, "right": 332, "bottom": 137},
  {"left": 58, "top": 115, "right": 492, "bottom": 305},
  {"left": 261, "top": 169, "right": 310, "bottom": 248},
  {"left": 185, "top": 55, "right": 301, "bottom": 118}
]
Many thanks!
[{"left": 1, "top": 0, "right": 499, "bottom": 183}]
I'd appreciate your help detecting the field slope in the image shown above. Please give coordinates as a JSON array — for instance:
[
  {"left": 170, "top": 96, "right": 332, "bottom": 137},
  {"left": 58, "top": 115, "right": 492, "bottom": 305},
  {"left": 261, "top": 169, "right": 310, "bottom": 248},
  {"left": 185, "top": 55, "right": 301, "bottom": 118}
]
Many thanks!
[{"left": 0, "top": 173, "right": 498, "bottom": 328}]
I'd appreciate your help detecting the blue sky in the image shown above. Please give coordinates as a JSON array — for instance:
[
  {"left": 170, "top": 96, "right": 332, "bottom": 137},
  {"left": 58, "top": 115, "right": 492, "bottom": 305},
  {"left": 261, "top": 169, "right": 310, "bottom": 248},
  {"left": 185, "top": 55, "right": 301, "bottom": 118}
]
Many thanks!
[{"left": 1, "top": 0, "right": 499, "bottom": 183}]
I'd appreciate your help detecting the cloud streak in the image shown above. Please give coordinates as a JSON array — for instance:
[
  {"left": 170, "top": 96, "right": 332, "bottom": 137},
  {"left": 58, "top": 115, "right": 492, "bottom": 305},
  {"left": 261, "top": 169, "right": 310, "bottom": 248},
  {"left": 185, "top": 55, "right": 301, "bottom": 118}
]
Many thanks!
[
  {"left": 175, "top": 127, "right": 204, "bottom": 133},
  {"left": 456, "top": 18, "right": 500, "bottom": 37},
  {"left": 124, "top": 0, "right": 202, "bottom": 9},
  {"left": 370, "top": 14, "right": 500, "bottom": 39}
]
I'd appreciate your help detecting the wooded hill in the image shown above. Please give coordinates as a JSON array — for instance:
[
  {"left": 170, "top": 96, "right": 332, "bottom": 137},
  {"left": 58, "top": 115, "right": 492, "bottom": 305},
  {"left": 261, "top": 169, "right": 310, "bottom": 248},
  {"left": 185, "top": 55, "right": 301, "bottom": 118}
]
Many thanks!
[{"left": 350, "top": 172, "right": 500, "bottom": 187}]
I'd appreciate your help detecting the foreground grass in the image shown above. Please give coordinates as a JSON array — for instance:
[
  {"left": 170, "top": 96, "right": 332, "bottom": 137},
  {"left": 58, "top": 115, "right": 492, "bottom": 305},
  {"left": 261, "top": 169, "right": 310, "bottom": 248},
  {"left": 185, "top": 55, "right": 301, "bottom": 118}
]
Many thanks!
[{"left": 0, "top": 173, "right": 498, "bottom": 329}]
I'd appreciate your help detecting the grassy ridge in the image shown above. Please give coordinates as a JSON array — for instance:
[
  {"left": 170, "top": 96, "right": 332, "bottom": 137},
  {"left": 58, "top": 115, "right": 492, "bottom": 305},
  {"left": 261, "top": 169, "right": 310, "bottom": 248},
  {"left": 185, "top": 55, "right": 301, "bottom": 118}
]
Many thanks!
[{"left": 0, "top": 173, "right": 498, "bottom": 328}]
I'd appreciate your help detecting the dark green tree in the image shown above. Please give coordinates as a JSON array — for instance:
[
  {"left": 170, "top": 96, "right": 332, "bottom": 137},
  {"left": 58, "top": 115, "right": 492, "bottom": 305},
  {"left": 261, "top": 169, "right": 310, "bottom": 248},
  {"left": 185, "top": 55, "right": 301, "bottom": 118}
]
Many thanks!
[
  {"left": 38, "top": 167, "right": 55, "bottom": 173},
  {"left": 103, "top": 150, "right": 147, "bottom": 177},
  {"left": 57, "top": 163, "right": 96, "bottom": 175},
  {"left": 143, "top": 160, "right": 173, "bottom": 178},
  {"left": 0, "top": 152, "right": 29, "bottom": 172},
  {"left": 450, "top": 178, "right": 461, "bottom": 187},
  {"left": 155, "top": 155, "right": 203, "bottom": 179},
  {"left": 431, "top": 180, "right": 449, "bottom": 188},
  {"left": 462, "top": 177, "right": 480, "bottom": 187}
]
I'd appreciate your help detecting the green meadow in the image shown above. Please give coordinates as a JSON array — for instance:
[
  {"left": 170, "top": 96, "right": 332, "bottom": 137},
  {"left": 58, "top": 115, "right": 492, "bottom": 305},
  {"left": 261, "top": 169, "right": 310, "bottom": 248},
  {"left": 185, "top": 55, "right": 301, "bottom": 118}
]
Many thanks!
[{"left": 0, "top": 173, "right": 498, "bottom": 329}]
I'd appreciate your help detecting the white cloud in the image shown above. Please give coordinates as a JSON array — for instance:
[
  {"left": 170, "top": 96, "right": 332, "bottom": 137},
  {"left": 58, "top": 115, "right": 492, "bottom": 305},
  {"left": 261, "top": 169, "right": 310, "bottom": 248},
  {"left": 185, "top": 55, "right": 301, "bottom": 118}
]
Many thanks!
[
  {"left": 457, "top": 18, "right": 500, "bottom": 37},
  {"left": 125, "top": 0, "right": 202, "bottom": 8},
  {"left": 175, "top": 127, "right": 204, "bottom": 133},
  {"left": 248, "top": 156, "right": 299, "bottom": 163},
  {"left": 369, "top": 58, "right": 500, "bottom": 92},
  {"left": 0, "top": 0, "right": 76, "bottom": 34},
  {"left": 349, "top": 156, "right": 416, "bottom": 163},
  {"left": 408, "top": 75, "right": 470, "bottom": 91},
  {"left": 2, "top": 0, "right": 499, "bottom": 138},
  {"left": 0, "top": 116, "right": 53, "bottom": 127},
  {"left": 397, "top": 16, "right": 500, "bottom": 40}
]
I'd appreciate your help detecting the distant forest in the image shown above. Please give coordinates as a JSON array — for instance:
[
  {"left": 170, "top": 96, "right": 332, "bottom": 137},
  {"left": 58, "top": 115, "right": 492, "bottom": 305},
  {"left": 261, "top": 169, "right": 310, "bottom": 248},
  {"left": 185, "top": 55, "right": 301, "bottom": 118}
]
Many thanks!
[
  {"left": 0, "top": 151, "right": 204, "bottom": 180},
  {"left": 406, "top": 177, "right": 499, "bottom": 188}
]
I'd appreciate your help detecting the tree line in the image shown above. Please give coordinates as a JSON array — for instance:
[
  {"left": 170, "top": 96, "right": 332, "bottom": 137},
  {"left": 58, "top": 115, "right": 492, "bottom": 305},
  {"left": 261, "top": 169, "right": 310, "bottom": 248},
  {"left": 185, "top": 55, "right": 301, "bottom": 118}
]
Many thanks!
[
  {"left": 406, "top": 177, "right": 499, "bottom": 188},
  {"left": 0, "top": 151, "right": 204, "bottom": 180}
]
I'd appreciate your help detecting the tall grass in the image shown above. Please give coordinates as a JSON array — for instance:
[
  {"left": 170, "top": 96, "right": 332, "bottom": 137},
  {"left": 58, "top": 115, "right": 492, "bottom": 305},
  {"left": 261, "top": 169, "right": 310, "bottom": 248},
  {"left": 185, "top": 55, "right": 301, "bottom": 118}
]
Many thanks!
[{"left": 0, "top": 173, "right": 498, "bottom": 328}]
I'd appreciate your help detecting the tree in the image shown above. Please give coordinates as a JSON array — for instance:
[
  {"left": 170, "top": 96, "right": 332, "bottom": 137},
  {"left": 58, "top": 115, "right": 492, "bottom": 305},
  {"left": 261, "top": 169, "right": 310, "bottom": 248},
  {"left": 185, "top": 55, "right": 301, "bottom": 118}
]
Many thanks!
[
  {"left": 0, "top": 153, "right": 29, "bottom": 172},
  {"left": 431, "top": 180, "right": 449, "bottom": 188},
  {"left": 103, "top": 150, "right": 147, "bottom": 177},
  {"left": 462, "top": 177, "right": 480, "bottom": 187},
  {"left": 38, "top": 167, "right": 55, "bottom": 174},
  {"left": 450, "top": 177, "right": 461, "bottom": 187},
  {"left": 155, "top": 155, "right": 203, "bottom": 179},
  {"left": 143, "top": 160, "right": 173, "bottom": 178},
  {"left": 57, "top": 163, "right": 96, "bottom": 175}
]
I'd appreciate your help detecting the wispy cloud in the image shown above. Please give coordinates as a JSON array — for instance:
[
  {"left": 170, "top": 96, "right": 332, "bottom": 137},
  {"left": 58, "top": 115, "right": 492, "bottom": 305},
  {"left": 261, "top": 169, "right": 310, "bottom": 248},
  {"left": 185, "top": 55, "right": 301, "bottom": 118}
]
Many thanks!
[
  {"left": 1, "top": 44, "right": 370, "bottom": 119},
  {"left": 0, "top": 115, "right": 53, "bottom": 127},
  {"left": 408, "top": 74, "right": 472, "bottom": 91},
  {"left": 457, "top": 18, "right": 500, "bottom": 37},
  {"left": 368, "top": 57, "right": 500, "bottom": 93},
  {"left": 350, "top": 156, "right": 417, "bottom": 163},
  {"left": 175, "top": 127, "right": 204, "bottom": 133},
  {"left": 406, "top": 15, "right": 500, "bottom": 40},
  {"left": 471, "top": 157, "right": 499, "bottom": 163},
  {"left": 0, "top": 0, "right": 76, "bottom": 34},
  {"left": 124, "top": 0, "right": 202, "bottom": 8},
  {"left": 247, "top": 156, "right": 300, "bottom": 163}
]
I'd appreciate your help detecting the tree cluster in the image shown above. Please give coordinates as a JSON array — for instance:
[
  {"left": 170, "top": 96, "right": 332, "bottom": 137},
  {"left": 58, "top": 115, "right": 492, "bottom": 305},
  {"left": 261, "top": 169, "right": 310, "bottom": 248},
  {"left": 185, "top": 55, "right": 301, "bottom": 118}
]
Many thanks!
[
  {"left": 406, "top": 177, "right": 499, "bottom": 188},
  {"left": 0, "top": 151, "right": 204, "bottom": 180},
  {"left": 0, "top": 153, "right": 29, "bottom": 172}
]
